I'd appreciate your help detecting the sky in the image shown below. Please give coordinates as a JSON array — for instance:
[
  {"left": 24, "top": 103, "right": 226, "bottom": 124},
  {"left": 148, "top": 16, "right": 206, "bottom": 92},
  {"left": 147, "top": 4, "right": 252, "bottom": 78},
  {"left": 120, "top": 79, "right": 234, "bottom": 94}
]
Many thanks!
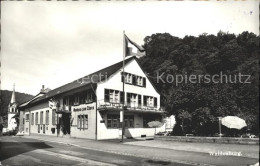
[{"left": 1, "top": 1, "right": 259, "bottom": 96}]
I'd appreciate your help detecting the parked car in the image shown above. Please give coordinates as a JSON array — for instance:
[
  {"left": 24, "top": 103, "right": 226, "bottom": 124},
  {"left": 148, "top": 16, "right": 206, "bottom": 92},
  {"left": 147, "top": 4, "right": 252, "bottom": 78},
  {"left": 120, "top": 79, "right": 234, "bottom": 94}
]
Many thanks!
[
  {"left": 16, "top": 131, "right": 24, "bottom": 136},
  {"left": 5, "top": 129, "right": 18, "bottom": 136},
  {"left": 156, "top": 131, "right": 168, "bottom": 136},
  {"left": 241, "top": 133, "right": 256, "bottom": 138}
]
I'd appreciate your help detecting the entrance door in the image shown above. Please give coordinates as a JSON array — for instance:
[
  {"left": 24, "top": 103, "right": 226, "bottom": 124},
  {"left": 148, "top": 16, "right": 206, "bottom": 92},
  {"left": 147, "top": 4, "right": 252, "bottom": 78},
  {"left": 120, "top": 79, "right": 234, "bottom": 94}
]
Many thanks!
[{"left": 61, "top": 113, "right": 71, "bottom": 135}]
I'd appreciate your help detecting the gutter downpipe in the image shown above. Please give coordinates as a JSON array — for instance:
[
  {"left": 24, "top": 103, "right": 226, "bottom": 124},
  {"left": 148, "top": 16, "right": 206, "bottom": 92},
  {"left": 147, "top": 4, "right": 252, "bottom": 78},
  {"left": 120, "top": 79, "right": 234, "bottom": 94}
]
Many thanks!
[
  {"left": 27, "top": 107, "right": 31, "bottom": 136},
  {"left": 91, "top": 84, "right": 98, "bottom": 141}
]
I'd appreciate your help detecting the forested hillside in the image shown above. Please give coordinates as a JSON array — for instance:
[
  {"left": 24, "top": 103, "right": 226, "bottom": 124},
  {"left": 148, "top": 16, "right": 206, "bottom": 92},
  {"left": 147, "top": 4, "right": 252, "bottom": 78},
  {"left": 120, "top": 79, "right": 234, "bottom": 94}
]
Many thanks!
[
  {"left": 0, "top": 90, "right": 33, "bottom": 127},
  {"left": 139, "top": 31, "right": 259, "bottom": 135}
]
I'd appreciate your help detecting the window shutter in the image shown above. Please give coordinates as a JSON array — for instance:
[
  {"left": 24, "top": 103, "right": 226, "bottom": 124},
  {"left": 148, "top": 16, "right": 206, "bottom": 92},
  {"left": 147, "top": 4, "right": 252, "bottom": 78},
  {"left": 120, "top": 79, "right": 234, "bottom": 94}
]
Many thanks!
[
  {"left": 154, "top": 97, "right": 157, "bottom": 107},
  {"left": 143, "top": 96, "right": 147, "bottom": 106},
  {"left": 138, "top": 95, "right": 141, "bottom": 106},
  {"left": 120, "top": 91, "right": 124, "bottom": 104},
  {"left": 83, "top": 115, "right": 85, "bottom": 130},
  {"left": 104, "top": 89, "right": 109, "bottom": 102},
  {"left": 127, "top": 93, "right": 131, "bottom": 105},
  {"left": 132, "top": 75, "right": 136, "bottom": 85},
  {"left": 143, "top": 78, "right": 146, "bottom": 87}
]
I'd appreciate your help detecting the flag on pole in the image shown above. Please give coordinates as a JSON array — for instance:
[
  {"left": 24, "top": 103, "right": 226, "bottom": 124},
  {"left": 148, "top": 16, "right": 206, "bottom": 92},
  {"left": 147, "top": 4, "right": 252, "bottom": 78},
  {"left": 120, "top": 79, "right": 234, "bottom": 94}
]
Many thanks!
[{"left": 124, "top": 35, "right": 145, "bottom": 58}]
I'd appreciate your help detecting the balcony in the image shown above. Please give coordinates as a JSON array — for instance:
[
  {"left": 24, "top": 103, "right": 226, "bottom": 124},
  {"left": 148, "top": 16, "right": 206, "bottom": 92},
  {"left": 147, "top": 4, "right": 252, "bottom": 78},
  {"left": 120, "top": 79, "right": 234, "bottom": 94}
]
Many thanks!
[
  {"left": 55, "top": 105, "right": 71, "bottom": 113},
  {"left": 97, "top": 99, "right": 164, "bottom": 114}
]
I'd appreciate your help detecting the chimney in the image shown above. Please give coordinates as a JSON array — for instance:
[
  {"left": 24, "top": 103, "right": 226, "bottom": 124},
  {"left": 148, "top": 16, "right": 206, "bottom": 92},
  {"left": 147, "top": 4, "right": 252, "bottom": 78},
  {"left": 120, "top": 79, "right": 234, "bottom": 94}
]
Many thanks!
[{"left": 41, "top": 85, "right": 45, "bottom": 93}]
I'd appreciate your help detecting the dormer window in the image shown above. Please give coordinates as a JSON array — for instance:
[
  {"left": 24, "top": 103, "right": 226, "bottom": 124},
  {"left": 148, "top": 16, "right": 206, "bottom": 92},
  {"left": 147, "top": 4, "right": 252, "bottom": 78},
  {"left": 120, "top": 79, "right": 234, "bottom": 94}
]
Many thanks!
[
  {"left": 124, "top": 73, "right": 132, "bottom": 84},
  {"left": 121, "top": 72, "right": 146, "bottom": 87},
  {"left": 137, "top": 76, "right": 143, "bottom": 86}
]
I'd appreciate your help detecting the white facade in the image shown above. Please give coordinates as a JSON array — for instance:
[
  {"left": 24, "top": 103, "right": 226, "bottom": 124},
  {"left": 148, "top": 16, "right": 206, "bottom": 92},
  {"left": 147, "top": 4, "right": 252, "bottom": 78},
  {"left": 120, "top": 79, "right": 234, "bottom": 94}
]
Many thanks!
[
  {"left": 21, "top": 57, "right": 164, "bottom": 140},
  {"left": 96, "top": 58, "right": 162, "bottom": 139},
  {"left": 8, "top": 114, "right": 18, "bottom": 131}
]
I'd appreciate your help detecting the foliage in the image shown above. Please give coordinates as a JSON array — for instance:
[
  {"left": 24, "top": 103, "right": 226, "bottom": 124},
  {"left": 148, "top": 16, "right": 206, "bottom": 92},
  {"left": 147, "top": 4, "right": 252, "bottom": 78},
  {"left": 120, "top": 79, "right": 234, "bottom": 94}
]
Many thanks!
[
  {"left": 0, "top": 90, "right": 33, "bottom": 127},
  {"left": 139, "top": 31, "right": 259, "bottom": 135}
]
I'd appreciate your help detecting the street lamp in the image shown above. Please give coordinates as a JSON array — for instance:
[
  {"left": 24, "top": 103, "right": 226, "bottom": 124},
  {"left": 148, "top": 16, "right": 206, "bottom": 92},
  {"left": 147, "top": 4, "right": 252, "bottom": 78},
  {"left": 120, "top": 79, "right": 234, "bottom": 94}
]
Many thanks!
[{"left": 218, "top": 117, "right": 222, "bottom": 137}]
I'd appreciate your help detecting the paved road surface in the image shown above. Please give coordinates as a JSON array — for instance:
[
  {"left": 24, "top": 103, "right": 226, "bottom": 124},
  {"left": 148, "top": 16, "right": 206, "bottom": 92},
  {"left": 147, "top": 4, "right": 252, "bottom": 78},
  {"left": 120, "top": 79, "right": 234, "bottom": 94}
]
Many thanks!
[
  {"left": 0, "top": 136, "right": 258, "bottom": 166},
  {"left": 0, "top": 136, "right": 189, "bottom": 166}
]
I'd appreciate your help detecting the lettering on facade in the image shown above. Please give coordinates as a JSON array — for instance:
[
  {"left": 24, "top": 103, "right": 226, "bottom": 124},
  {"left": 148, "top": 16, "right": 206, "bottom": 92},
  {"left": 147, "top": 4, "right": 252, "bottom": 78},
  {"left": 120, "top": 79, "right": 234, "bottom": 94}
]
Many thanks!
[{"left": 73, "top": 106, "right": 94, "bottom": 112}]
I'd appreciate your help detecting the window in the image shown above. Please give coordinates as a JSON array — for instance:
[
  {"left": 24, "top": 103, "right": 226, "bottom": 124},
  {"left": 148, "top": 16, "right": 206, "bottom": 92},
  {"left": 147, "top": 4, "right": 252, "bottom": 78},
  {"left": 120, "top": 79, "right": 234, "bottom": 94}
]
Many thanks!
[
  {"left": 36, "top": 112, "right": 39, "bottom": 124},
  {"left": 107, "top": 114, "right": 119, "bottom": 128},
  {"left": 84, "top": 115, "right": 88, "bottom": 129},
  {"left": 109, "top": 90, "right": 113, "bottom": 102},
  {"left": 77, "top": 115, "right": 88, "bottom": 130},
  {"left": 127, "top": 93, "right": 139, "bottom": 107},
  {"left": 52, "top": 111, "right": 56, "bottom": 125},
  {"left": 105, "top": 89, "right": 124, "bottom": 103},
  {"left": 77, "top": 115, "right": 81, "bottom": 129},
  {"left": 148, "top": 97, "right": 153, "bottom": 107},
  {"left": 64, "top": 97, "right": 70, "bottom": 106},
  {"left": 121, "top": 72, "right": 146, "bottom": 87},
  {"left": 46, "top": 110, "right": 49, "bottom": 125},
  {"left": 74, "top": 96, "right": 80, "bottom": 105},
  {"left": 79, "top": 93, "right": 86, "bottom": 104},
  {"left": 125, "top": 73, "right": 132, "bottom": 84},
  {"left": 114, "top": 91, "right": 119, "bottom": 103},
  {"left": 125, "top": 115, "right": 134, "bottom": 128},
  {"left": 40, "top": 111, "right": 43, "bottom": 124},
  {"left": 143, "top": 96, "right": 155, "bottom": 107},
  {"left": 25, "top": 114, "right": 29, "bottom": 120},
  {"left": 131, "top": 94, "right": 137, "bottom": 106},
  {"left": 86, "top": 91, "right": 95, "bottom": 103},
  {"left": 136, "top": 76, "right": 143, "bottom": 86},
  {"left": 107, "top": 114, "right": 134, "bottom": 128},
  {"left": 32, "top": 113, "right": 34, "bottom": 125}
]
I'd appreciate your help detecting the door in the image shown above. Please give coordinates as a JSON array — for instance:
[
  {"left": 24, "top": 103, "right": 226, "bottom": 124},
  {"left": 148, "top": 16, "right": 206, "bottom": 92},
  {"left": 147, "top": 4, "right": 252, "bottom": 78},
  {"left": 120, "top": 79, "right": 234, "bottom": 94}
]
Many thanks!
[
  {"left": 43, "top": 124, "right": 45, "bottom": 134},
  {"left": 61, "top": 113, "right": 71, "bottom": 135},
  {"left": 38, "top": 125, "right": 40, "bottom": 133}
]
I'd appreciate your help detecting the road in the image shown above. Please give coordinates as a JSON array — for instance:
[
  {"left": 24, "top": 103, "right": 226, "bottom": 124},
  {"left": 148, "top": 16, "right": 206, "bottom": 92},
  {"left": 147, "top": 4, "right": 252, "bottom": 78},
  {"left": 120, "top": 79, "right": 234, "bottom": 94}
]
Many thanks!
[
  {"left": 0, "top": 136, "right": 189, "bottom": 166},
  {"left": 0, "top": 136, "right": 258, "bottom": 166}
]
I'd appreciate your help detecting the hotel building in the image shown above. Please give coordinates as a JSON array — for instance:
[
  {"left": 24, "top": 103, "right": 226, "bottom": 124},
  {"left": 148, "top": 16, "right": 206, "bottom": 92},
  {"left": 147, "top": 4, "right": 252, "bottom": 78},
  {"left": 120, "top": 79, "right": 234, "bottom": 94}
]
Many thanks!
[{"left": 18, "top": 56, "right": 164, "bottom": 140}]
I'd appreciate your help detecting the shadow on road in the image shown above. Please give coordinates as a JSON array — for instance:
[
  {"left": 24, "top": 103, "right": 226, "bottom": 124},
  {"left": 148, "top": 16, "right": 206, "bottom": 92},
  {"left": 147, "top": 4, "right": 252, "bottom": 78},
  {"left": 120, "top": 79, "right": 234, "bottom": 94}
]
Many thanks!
[{"left": 0, "top": 141, "right": 53, "bottom": 161}]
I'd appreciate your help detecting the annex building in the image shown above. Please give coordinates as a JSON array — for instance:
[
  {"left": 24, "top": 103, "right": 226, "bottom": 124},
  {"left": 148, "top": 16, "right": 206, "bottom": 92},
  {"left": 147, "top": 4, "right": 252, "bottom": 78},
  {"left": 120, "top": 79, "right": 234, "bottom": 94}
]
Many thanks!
[{"left": 18, "top": 56, "right": 164, "bottom": 140}]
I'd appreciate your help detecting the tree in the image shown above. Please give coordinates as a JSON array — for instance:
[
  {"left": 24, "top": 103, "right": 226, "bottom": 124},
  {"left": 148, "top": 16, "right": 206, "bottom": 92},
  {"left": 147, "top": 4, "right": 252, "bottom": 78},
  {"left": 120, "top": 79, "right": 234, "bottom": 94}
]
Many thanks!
[{"left": 139, "top": 31, "right": 259, "bottom": 135}]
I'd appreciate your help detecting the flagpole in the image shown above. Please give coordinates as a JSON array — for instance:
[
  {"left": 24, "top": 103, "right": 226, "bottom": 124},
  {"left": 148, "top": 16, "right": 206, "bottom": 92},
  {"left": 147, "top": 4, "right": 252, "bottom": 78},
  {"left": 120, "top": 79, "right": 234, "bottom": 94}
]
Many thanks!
[{"left": 121, "top": 30, "right": 126, "bottom": 142}]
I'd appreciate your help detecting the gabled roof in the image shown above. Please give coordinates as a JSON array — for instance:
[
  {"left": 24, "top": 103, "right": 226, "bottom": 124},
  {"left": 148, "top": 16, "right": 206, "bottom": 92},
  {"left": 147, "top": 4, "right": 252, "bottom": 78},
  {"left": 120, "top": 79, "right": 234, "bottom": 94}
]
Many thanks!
[
  {"left": 29, "top": 56, "right": 136, "bottom": 105},
  {"left": 18, "top": 92, "right": 45, "bottom": 109}
]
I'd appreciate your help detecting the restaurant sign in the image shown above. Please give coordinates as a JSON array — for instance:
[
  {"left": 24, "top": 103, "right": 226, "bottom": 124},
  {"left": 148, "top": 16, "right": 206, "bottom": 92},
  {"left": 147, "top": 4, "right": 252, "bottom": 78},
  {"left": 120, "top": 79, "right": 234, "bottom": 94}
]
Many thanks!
[{"left": 73, "top": 105, "right": 95, "bottom": 112}]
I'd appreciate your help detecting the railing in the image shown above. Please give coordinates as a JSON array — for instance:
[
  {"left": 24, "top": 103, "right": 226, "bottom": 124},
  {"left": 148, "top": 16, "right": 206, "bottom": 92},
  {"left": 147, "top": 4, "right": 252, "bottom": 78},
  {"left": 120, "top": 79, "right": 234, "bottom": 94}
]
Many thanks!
[
  {"left": 97, "top": 99, "right": 164, "bottom": 113},
  {"left": 55, "top": 105, "right": 71, "bottom": 112}
]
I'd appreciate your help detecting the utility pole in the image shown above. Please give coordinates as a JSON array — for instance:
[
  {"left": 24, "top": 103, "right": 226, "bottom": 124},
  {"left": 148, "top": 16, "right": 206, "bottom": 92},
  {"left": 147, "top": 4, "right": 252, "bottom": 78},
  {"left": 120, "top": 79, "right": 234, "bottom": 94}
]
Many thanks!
[
  {"left": 121, "top": 30, "right": 126, "bottom": 142},
  {"left": 218, "top": 117, "right": 222, "bottom": 137}
]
